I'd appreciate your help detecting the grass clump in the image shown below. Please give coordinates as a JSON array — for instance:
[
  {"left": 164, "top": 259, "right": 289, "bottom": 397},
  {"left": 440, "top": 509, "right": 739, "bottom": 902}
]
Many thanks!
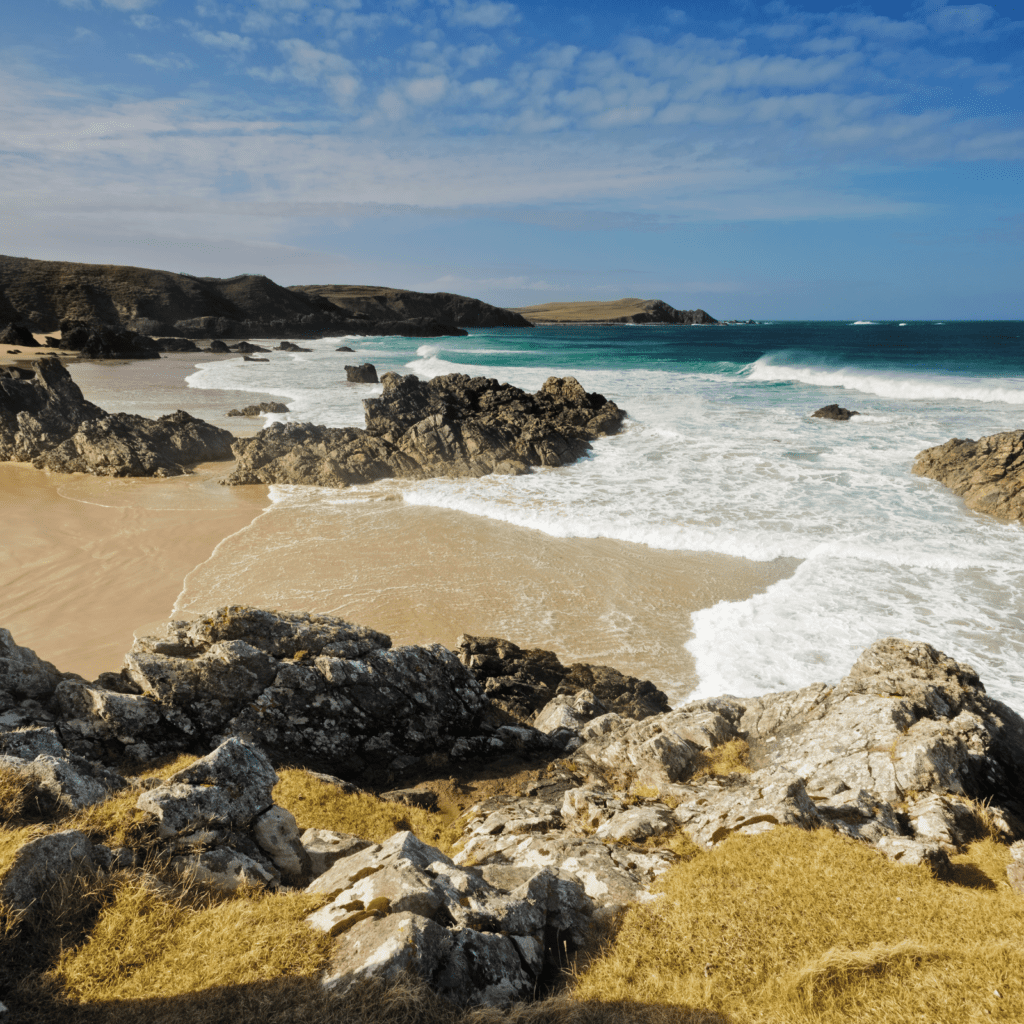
[
  {"left": 274, "top": 769, "right": 460, "bottom": 854},
  {"left": 687, "top": 739, "right": 750, "bottom": 782},
  {"left": 573, "top": 826, "right": 1024, "bottom": 1023}
]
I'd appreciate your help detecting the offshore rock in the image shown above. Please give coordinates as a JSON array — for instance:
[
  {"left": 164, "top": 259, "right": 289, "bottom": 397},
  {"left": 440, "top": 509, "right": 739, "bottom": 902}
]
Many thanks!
[
  {"left": 0, "top": 356, "right": 233, "bottom": 476},
  {"left": 223, "top": 372, "right": 625, "bottom": 488},
  {"left": 345, "top": 363, "right": 379, "bottom": 384},
  {"left": 913, "top": 429, "right": 1024, "bottom": 522},
  {"left": 227, "top": 402, "right": 289, "bottom": 417},
  {"left": 812, "top": 404, "right": 859, "bottom": 420}
]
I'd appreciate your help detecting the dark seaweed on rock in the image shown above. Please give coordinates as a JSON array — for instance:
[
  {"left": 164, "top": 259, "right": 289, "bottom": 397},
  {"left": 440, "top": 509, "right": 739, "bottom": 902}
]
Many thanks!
[{"left": 224, "top": 371, "right": 626, "bottom": 488}]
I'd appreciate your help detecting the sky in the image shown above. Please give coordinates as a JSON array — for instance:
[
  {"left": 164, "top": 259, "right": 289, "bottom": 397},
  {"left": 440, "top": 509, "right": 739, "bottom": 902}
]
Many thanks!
[{"left": 1, "top": 0, "right": 1022, "bottom": 318}]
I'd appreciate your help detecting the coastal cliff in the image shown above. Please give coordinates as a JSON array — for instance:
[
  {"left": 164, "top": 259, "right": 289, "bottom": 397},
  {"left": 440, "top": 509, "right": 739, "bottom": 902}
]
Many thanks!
[
  {"left": 1, "top": 610, "right": 1023, "bottom": 1020},
  {"left": 0, "top": 257, "right": 527, "bottom": 340},
  {"left": 510, "top": 298, "right": 718, "bottom": 325}
]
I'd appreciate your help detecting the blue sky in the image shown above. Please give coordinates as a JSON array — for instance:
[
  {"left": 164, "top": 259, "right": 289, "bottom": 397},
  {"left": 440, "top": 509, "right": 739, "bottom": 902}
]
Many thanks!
[{"left": 1, "top": 0, "right": 1021, "bottom": 317}]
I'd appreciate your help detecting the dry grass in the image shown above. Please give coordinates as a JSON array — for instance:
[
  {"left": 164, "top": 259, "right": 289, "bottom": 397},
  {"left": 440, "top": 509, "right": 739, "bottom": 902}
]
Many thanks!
[
  {"left": 510, "top": 299, "right": 654, "bottom": 322},
  {"left": 274, "top": 769, "right": 460, "bottom": 854},
  {"left": 573, "top": 826, "right": 1024, "bottom": 1023},
  {"left": 687, "top": 739, "right": 751, "bottom": 782}
]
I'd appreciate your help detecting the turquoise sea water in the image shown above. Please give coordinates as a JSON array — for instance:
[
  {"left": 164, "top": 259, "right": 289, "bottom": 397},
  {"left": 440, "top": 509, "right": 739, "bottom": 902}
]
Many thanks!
[{"left": 186, "top": 320, "right": 1024, "bottom": 710}]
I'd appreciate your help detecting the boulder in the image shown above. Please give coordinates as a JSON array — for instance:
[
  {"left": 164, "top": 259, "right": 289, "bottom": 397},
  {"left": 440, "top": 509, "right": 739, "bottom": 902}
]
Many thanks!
[
  {"left": 232, "top": 342, "right": 270, "bottom": 354},
  {"left": 224, "top": 372, "right": 625, "bottom": 488},
  {"left": 0, "top": 751, "right": 126, "bottom": 814},
  {"left": 913, "top": 429, "right": 1024, "bottom": 522},
  {"left": 253, "top": 805, "right": 311, "bottom": 883},
  {"left": 277, "top": 342, "right": 311, "bottom": 352},
  {"left": 345, "top": 363, "right": 379, "bottom": 384},
  {"left": 336, "top": 345, "right": 354, "bottom": 352},
  {"left": 227, "top": 402, "right": 289, "bottom": 417},
  {"left": 812, "top": 404, "right": 859, "bottom": 420},
  {"left": 0, "top": 628, "right": 63, "bottom": 706},
  {"left": 300, "top": 828, "right": 372, "bottom": 877},
  {"left": 0, "top": 324, "right": 38, "bottom": 348},
  {"left": 58, "top": 320, "right": 160, "bottom": 360},
  {"left": 0, "top": 830, "right": 104, "bottom": 911},
  {"left": 170, "top": 846, "right": 278, "bottom": 891}
]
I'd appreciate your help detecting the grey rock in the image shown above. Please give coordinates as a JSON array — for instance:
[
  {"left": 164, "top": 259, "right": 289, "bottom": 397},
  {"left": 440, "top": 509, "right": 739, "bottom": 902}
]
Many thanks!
[
  {"left": 137, "top": 738, "right": 276, "bottom": 838},
  {"left": 0, "top": 726, "right": 65, "bottom": 760},
  {"left": 0, "top": 628, "right": 62, "bottom": 703},
  {"left": 297, "top": 827, "right": 362, "bottom": 876},
  {"left": 594, "top": 805, "right": 674, "bottom": 843},
  {"left": 0, "top": 752, "right": 126, "bottom": 814},
  {"left": 1007, "top": 840, "right": 1024, "bottom": 894},
  {"left": 224, "top": 371, "right": 625, "bottom": 488},
  {"left": 0, "top": 830, "right": 102, "bottom": 911},
  {"left": 227, "top": 402, "right": 289, "bottom": 417},
  {"left": 171, "top": 846, "right": 278, "bottom": 891},
  {"left": 812, "top": 404, "right": 859, "bottom": 420},
  {"left": 253, "top": 805, "right": 311, "bottom": 884},
  {"left": 874, "top": 836, "right": 952, "bottom": 879}
]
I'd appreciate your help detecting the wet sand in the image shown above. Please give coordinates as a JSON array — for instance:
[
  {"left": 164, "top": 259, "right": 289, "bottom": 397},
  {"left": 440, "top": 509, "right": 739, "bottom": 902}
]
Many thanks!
[{"left": 0, "top": 352, "right": 800, "bottom": 699}]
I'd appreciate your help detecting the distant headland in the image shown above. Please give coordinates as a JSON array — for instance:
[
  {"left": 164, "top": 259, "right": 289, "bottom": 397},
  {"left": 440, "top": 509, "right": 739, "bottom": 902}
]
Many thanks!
[{"left": 510, "top": 297, "right": 718, "bottom": 325}]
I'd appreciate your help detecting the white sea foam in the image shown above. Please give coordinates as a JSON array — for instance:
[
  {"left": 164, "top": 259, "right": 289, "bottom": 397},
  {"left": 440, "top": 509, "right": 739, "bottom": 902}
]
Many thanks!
[
  {"left": 852, "top": 320, "right": 875, "bottom": 325},
  {"left": 184, "top": 329, "right": 1024, "bottom": 712},
  {"left": 747, "top": 355, "right": 1024, "bottom": 404}
]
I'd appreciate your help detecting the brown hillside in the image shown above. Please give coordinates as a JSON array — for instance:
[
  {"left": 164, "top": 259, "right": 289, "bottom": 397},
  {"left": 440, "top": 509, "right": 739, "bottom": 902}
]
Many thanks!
[{"left": 511, "top": 298, "right": 717, "bottom": 325}]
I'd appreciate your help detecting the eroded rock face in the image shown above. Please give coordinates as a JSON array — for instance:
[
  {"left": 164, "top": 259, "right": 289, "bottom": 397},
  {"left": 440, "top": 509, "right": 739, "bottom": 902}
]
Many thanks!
[
  {"left": 456, "top": 634, "right": 670, "bottom": 726},
  {"left": 913, "top": 429, "right": 1024, "bottom": 522},
  {"left": 224, "top": 372, "right": 626, "bottom": 488},
  {"left": 58, "top": 320, "right": 160, "bottom": 360},
  {"left": 0, "top": 356, "right": 234, "bottom": 476}
]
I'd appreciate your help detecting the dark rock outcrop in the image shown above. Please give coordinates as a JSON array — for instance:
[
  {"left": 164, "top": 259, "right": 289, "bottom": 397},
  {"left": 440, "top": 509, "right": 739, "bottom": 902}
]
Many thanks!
[
  {"left": 0, "top": 323, "right": 38, "bottom": 347},
  {"left": 345, "top": 363, "right": 378, "bottom": 384},
  {"left": 227, "top": 402, "right": 289, "bottom": 417},
  {"left": 224, "top": 372, "right": 625, "bottom": 488},
  {"left": 456, "top": 635, "right": 670, "bottom": 725},
  {"left": 57, "top": 319, "right": 160, "bottom": 360},
  {"left": 290, "top": 284, "right": 534, "bottom": 329},
  {"left": 232, "top": 342, "right": 270, "bottom": 354},
  {"left": 277, "top": 341, "right": 311, "bottom": 352},
  {"left": 913, "top": 429, "right": 1024, "bottom": 522},
  {"left": 812, "top": 404, "right": 859, "bottom": 420},
  {"left": 0, "top": 356, "right": 234, "bottom": 476}
]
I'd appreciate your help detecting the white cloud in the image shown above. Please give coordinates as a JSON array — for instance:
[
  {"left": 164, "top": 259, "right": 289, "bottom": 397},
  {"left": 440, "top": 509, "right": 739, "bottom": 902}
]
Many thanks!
[
  {"left": 448, "top": 0, "right": 519, "bottom": 29},
  {"left": 131, "top": 53, "right": 195, "bottom": 70},
  {"left": 73, "top": 27, "right": 99, "bottom": 41},
  {"left": 923, "top": 2, "right": 995, "bottom": 34},
  {"left": 277, "top": 39, "right": 352, "bottom": 83},
  {"left": 191, "top": 29, "right": 254, "bottom": 52},
  {"left": 131, "top": 13, "right": 159, "bottom": 28},
  {"left": 404, "top": 74, "right": 448, "bottom": 103},
  {"left": 101, "top": 0, "right": 156, "bottom": 10}
]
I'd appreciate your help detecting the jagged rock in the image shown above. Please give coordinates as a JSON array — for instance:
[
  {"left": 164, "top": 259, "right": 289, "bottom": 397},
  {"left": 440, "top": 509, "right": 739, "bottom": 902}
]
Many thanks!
[
  {"left": 533, "top": 690, "right": 606, "bottom": 734},
  {"left": 345, "top": 363, "right": 379, "bottom": 384},
  {"left": 231, "top": 342, "right": 270, "bottom": 354},
  {"left": 224, "top": 372, "right": 625, "bottom": 488},
  {"left": 227, "top": 402, "right": 289, "bottom": 417},
  {"left": 0, "top": 727, "right": 65, "bottom": 760},
  {"left": 300, "top": 828, "right": 372, "bottom": 877},
  {"left": 0, "top": 628, "right": 63, "bottom": 708},
  {"left": 0, "top": 356, "right": 233, "bottom": 476},
  {"left": 874, "top": 836, "right": 952, "bottom": 879},
  {"left": 136, "top": 738, "right": 277, "bottom": 838},
  {"left": 59, "top": 320, "right": 160, "bottom": 360},
  {"left": 0, "top": 324, "right": 38, "bottom": 348},
  {"left": 277, "top": 341, "right": 310, "bottom": 351},
  {"left": 0, "top": 830, "right": 105, "bottom": 911},
  {"left": 336, "top": 345, "right": 354, "bottom": 352},
  {"left": 33, "top": 409, "right": 234, "bottom": 477},
  {"left": 253, "top": 805, "right": 311, "bottom": 883},
  {"left": 456, "top": 635, "right": 669, "bottom": 725},
  {"left": 61, "top": 608, "right": 489, "bottom": 777},
  {"left": 913, "top": 429, "right": 1024, "bottom": 522},
  {"left": 594, "top": 805, "right": 674, "bottom": 843},
  {"left": 0, "top": 751, "right": 126, "bottom": 814},
  {"left": 812, "top": 404, "right": 859, "bottom": 420}
]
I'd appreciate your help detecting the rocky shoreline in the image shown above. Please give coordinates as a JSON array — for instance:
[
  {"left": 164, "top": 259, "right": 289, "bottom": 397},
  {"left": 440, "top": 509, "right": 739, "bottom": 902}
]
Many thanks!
[{"left": 2, "top": 607, "right": 1023, "bottom": 1012}]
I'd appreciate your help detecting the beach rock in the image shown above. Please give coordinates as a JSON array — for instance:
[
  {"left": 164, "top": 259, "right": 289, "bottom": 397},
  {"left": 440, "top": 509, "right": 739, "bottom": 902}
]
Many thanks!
[
  {"left": 0, "top": 356, "right": 234, "bottom": 476},
  {"left": 336, "top": 346, "right": 354, "bottom": 352},
  {"left": 227, "top": 402, "right": 289, "bottom": 417},
  {"left": 345, "top": 363, "right": 379, "bottom": 384},
  {"left": 223, "top": 372, "right": 625, "bottom": 488},
  {"left": 59, "top": 320, "right": 160, "bottom": 360},
  {"left": 32, "top": 409, "right": 234, "bottom": 477},
  {"left": 0, "top": 830, "right": 104, "bottom": 911},
  {"left": 208, "top": 340, "right": 230, "bottom": 353},
  {"left": 62, "top": 608, "right": 489, "bottom": 777},
  {"left": 243, "top": 355, "right": 269, "bottom": 362},
  {"left": 913, "top": 429, "right": 1024, "bottom": 522},
  {"left": 277, "top": 341, "right": 311, "bottom": 352},
  {"left": 456, "top": 634, "right": 669, "bottom": 725},
  {"left": 812, "top": 404, "right": 859, "bottom": 420},
  {"left": 0, "top": 324, "right": 38, "bottom": 348},
  {"left": 233, "top": 342, "right": 270, "bottom": 354}
]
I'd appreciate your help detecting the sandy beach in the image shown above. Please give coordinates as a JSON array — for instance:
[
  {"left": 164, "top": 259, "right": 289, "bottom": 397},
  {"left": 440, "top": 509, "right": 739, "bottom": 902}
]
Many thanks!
[{"left": 1, "top": 351, "right": 799, "bottom": 698}]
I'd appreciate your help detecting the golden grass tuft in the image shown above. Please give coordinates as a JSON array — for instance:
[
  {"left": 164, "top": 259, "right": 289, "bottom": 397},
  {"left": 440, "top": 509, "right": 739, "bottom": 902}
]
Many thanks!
[
  {"left": 52, "top": 878, "right": 332, "bottom": 1004},
  {"left": 274, "top": 769, "right": 460, "bottom": 853},
  {"left": 572, "top": 826, "right": 1024, "bottom": 1023},
  {"left": 0, "top": 762, "right": 35, "bottom": 820},
  {"left": 687, "top": 739, "right": 750, "bottom": 782}
]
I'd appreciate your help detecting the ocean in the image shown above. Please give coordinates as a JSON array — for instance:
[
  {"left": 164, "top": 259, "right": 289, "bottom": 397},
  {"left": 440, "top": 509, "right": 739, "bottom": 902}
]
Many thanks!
[{"left": 179, "top": 320, "right": 1024, "bottom": 712}]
